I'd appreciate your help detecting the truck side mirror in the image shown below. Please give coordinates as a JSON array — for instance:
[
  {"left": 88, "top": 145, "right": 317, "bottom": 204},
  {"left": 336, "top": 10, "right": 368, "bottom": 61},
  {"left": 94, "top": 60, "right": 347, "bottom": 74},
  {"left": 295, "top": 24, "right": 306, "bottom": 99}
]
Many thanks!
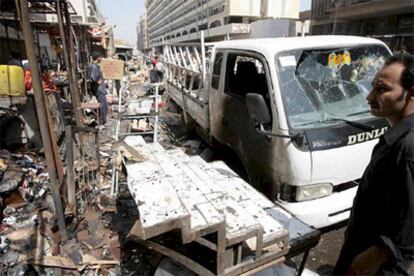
[{"left": 246, "top": 93, "right": 271, "bottom": 126}]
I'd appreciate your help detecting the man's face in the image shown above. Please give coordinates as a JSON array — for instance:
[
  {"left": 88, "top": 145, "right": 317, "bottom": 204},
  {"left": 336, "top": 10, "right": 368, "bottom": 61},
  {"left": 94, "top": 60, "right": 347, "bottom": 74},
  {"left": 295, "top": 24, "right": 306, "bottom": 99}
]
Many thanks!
[{"left": 366, "top": 63, "right": 408, "bottom": 120}]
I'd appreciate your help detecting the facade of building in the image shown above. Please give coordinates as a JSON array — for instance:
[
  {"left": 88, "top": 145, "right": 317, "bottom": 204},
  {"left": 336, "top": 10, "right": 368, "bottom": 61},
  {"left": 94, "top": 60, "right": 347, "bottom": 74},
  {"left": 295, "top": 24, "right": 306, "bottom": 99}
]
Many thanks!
[
  {"left": 23, "top": 0, "right": 105, "bottom": 25},
  {"left": 137, "top": 14, "right": 149, "bottom": 52},
  {"left": 0, "top": 0, "right": 113, "bottom": 64},
  {"left": 145, "top": 0, "right": 300, "bottom": 48},
  {"left": 68, "top": 0, "right": 114, "bottom": 56},
  {"left": 69, "top": 0, "right": 105, "bottom": 24},
  {"left": 311, "top": 0, "right": 414, "bottom": 53}
]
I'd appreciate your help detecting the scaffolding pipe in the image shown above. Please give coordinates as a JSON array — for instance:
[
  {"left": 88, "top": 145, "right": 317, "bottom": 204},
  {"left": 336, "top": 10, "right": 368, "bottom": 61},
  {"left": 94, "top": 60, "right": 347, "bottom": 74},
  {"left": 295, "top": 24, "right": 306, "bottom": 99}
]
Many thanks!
[{"left": 56, "top": 0, "right": 83, "bottom": 127}]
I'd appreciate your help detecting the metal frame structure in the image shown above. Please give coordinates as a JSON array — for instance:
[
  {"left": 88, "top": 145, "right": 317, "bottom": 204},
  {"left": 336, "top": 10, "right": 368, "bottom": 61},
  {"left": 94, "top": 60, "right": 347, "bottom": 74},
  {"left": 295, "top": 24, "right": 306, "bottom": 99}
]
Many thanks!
[
  {"left": 66, "top": 126, "right": 100, "bottom": 216},
  {"left": 110, "top": 82, "right": 161, "bottom": 195},
  {"left": 163, "top": 32, "right": 209, "bottom": 103}
]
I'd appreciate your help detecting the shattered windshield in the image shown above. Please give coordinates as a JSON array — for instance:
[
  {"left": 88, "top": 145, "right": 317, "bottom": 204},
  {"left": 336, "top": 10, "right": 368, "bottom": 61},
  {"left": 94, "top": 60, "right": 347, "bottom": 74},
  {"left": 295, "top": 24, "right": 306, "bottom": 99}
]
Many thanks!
[{"left": 276, "top": 45, "right": 390, "bottom": 129}]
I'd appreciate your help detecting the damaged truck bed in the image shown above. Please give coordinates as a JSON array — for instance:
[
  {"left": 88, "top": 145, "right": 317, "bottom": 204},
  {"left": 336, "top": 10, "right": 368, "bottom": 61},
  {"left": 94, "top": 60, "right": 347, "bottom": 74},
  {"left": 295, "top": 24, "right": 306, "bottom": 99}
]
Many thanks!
[{"left": 120, "top": 136, "right": 319, "bottom": 275}]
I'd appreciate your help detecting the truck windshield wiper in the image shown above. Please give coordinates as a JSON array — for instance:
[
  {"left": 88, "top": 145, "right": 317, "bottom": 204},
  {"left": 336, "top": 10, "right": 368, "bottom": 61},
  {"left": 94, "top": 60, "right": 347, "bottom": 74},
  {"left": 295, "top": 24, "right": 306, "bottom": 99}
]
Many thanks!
[
  {"left": 321, "top": 117, "right": 375, "bottom": 131},
  {"left": 295, "top": 116, "right": 374, "bottom": 131},
  {"left": 261, "top": 130, "right": 304, "bottom": 139},
  {"left": 346, "top": 109, "right": 371, "bottom": 117}
]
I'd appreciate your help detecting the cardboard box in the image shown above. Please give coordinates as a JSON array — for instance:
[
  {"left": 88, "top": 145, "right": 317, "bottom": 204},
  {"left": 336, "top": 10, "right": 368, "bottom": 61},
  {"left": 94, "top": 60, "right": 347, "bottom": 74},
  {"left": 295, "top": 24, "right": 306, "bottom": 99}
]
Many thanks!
[{"left": 100, "top": 58, "right": 124, "bottom": 80}]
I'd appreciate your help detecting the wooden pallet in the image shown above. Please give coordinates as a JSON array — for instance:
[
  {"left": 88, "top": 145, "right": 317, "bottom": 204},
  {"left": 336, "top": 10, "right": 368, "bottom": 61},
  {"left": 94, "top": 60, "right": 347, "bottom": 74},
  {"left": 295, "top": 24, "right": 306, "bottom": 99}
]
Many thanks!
[{"left": 123, "top": 136, "right": 290, "bottom": 275}]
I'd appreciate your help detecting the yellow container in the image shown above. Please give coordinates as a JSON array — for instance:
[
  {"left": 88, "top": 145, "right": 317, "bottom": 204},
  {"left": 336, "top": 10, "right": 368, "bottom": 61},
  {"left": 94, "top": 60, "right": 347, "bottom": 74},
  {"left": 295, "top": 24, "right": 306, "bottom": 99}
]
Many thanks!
[{"left": 0, "top": 65, "right": 25, "bottom": 96}]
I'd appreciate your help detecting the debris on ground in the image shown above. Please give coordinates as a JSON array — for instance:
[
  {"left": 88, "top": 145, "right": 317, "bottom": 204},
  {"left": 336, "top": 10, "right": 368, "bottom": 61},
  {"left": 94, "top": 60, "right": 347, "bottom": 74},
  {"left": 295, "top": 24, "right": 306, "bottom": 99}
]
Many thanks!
[{"left": 0, "top": 148, "right": 121, "bottom": 274}]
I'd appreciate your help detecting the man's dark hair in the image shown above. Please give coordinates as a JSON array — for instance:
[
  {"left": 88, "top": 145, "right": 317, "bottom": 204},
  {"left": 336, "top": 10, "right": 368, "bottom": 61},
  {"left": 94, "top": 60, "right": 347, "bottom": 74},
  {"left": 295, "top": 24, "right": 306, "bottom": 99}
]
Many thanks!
[
  {"left": 92, "top": 51, "right": 102, "bottom": 61},
  {"left": 385, "top": 53, "right": 414, "bottom": 90}
]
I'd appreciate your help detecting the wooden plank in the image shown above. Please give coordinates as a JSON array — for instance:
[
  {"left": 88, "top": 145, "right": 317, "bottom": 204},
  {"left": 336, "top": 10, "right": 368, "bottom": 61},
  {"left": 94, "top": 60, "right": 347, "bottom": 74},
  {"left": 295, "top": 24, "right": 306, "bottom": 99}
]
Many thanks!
[
  {"left": 189, "top": 156, "right": 287, "bottom": 245},
  {"left": 224, "top": 251, "right": 285, "bottom": 276},
  {"left": 127, "top": 140, "right": 258, "bottom": 244},
  {"left": 124, "top": 137, "right": 224, "bottom": 242},
  {"left": 184, "top": 154, "right": 286, "bottom": 241},
  {"left": 132, "top": 238, "right": 215, "bottom": 276},
  {"left": 126, "top": 160, "right": 190, "bottom": 240},
  {"left": 128, "top": 141, "right": 225, "bottom": 232},
  {"left": 149, "top": 148, "right": 225, "bottom": 242},
  {"left": 208, "top": 160, "right": 275, "bottom": 209},
  {"left": 237, "top": 256, "right": 285, "bottom": 276},
  {"left": 163, "top": 150, "right": 263, "bottom": 245}
]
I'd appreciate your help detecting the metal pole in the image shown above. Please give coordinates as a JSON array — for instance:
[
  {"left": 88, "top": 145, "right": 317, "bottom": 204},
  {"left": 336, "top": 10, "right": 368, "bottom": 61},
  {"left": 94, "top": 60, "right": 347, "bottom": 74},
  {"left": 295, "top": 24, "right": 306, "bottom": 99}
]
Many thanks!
[
  {"left": 110, "top": 80, "right": 123, "bottom": 195},
  {"left": 154, "top": 84, "right": 159, "bottom": 143},
  {"left": 56, "top": 0, "right": 83, "bottom": 127},
  {"left": 200, "top": 31, "right": 207, "bottom": 99},
  {"left": 65, "top": 126, "right": 75, "bottom": 206},
  {"left": 64, "top": 1, "right": 84, "bottom": 124},
  {"left": 18, "top": 0, "right": 67, "bottom": 241}
]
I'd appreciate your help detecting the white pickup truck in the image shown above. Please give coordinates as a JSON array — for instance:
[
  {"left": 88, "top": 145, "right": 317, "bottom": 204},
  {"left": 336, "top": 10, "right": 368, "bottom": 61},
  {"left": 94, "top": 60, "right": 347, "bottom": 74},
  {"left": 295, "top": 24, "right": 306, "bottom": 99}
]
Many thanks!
[{"left": 163, "top": 35, "right": 391, "bottom": 229}]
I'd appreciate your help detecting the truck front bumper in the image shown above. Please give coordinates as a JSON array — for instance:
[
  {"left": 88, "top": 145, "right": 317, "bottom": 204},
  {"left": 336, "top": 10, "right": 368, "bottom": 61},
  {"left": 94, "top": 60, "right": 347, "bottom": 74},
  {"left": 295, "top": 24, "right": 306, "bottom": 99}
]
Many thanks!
[{"left": 277, "top": 186, "right": 358, "bottom": 229}]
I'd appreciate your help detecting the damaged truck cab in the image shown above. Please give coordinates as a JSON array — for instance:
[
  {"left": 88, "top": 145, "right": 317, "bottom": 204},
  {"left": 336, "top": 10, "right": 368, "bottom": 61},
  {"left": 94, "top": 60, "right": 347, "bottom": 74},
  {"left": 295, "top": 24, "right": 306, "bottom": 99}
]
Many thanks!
[{"left": 165, "top": 36, "right": 392, "bottom": 228}]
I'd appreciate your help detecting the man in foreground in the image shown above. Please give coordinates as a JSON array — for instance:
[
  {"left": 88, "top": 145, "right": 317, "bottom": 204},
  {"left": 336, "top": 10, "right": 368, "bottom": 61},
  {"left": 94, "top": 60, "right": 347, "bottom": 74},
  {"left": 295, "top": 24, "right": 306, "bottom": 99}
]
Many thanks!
[{"left": 334, "top": 54, "right": 414, "bottom": 275}]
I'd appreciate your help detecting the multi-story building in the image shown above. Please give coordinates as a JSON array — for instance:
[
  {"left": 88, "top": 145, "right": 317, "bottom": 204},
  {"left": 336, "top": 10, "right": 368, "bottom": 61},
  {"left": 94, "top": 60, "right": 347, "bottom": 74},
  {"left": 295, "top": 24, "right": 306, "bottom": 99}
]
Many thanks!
[
  {"left": 137, "top": 14, "right": 149, "bottom": 52},
  {"left": 68, "top": 0, "right": 114, "bottom": 56},
  {"left": 0, "top": 0, "right": 113, "bottom": 63},
  {"left": 69, "top": 0, "right": 105, "bottom": 24},
  {"left": 145, "top": 0, "right": 300, "bottom": 48},
  {"left": 311, "top": 0, "right": 414, "bottom": 53},
  {"left": 22, "top": 0, "right": 105, "bottom": 25}
]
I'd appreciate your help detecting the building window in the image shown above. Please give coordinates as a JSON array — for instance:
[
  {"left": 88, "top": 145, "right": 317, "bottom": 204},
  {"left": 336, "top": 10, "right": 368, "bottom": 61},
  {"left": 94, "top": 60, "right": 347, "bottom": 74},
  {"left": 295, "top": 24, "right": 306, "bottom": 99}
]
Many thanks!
[
  {"left": 228, "top": 17, "right": 243, "bottom": 24},
  {"left": 210, "top": 20, "right": 221, "bottom": 28}
]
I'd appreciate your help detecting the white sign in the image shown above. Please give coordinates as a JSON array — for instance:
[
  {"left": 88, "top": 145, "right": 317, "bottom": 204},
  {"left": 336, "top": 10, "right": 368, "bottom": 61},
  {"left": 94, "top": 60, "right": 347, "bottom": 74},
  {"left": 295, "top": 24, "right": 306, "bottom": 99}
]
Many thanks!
[{"left": 279, "top": 56, "right": 297, "bottom": 67}]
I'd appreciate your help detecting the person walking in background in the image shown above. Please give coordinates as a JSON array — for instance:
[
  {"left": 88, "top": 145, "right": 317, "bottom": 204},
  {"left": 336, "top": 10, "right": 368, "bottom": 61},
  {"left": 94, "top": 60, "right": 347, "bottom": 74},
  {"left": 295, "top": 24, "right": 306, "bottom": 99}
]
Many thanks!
[
  {"left": 89, "top": 52, "right": 108, "bottom": 127},
  {"left": 149, "top": 54, "right": 165, "bottom": 83},
  {"left": 334, "top": 54, "right": 414, "bottom": 275}
]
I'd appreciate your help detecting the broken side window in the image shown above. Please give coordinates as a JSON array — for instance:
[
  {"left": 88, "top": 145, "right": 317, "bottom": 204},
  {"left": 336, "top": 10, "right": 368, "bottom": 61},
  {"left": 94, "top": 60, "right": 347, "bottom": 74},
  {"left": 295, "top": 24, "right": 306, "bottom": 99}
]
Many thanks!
[{"left": 225, "top": 54, "right": 269, "bottom": 100}]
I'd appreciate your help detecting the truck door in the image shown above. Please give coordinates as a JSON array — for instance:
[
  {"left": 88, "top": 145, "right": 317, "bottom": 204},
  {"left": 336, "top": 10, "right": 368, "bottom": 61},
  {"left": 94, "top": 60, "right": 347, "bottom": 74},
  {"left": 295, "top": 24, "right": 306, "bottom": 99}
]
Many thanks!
[{"left": 221, "top": 52, "right": 275, "bottom": 195}]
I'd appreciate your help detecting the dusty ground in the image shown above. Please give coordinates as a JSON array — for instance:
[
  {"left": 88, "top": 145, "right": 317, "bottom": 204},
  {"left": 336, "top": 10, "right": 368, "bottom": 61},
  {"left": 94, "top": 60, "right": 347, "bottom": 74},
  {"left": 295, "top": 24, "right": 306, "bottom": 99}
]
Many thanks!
[{"left": 306, "top": 228, "right": 345, "bottom": 274}]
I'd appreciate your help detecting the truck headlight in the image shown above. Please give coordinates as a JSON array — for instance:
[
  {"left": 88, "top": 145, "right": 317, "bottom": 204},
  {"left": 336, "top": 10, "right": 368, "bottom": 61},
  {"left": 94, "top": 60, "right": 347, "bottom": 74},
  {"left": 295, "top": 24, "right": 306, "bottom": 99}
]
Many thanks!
[{"left": 295, "top": 183, "right": 333, "bottom": 202}]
